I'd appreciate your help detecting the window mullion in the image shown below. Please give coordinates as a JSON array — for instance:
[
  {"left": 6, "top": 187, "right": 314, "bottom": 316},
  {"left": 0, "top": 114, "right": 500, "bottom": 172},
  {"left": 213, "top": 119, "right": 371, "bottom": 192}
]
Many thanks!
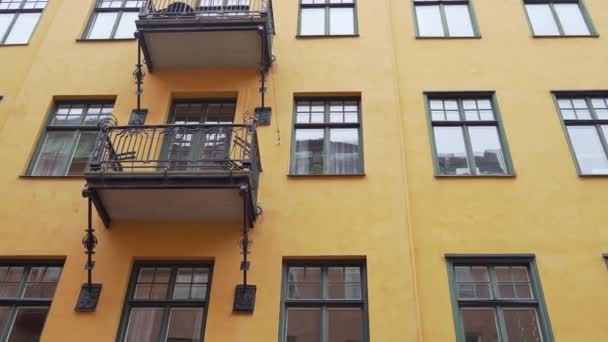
[
  {"left": 15, "top": 266, "right": 29, "bottom": 299},
  {"left": 549, "top": 3, "right": 565, "bottom": 35},
  {"left": 440, "top": 4, "right": 449, "bottom": 37},
  {"left": 159, "top": 306, "right": 171, "bottom": 342},
  {"left": 109, "top": 11, "right": 124, "bottom": 39},
  {"left": 459, "top": 100, "right": 477, "bottom": 176},
  {"left": 2, "top": 306, "right": 18, "bottom": 341},
  {"left": 324, "top": 6, "right": 330, "bottom": 36},
  {"left": 496, "top": 306, "right": 508, "bottom": 342}
]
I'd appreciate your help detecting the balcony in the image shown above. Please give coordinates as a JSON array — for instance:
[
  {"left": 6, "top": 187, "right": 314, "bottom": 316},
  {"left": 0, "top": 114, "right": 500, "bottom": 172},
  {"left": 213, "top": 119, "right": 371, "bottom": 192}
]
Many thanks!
[
  {"left": 136, "top": 0, "right": 274, "bottom": 71},
  {"left": 84, "top": 123, "right": 261, "bottom": 228}
]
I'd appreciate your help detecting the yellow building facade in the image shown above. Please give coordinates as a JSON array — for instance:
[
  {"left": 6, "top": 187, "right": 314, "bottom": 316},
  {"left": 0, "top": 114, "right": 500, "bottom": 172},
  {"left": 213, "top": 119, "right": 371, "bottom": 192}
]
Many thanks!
[{"left": 0, "top": 0, "right": 607, "bottom": 341}]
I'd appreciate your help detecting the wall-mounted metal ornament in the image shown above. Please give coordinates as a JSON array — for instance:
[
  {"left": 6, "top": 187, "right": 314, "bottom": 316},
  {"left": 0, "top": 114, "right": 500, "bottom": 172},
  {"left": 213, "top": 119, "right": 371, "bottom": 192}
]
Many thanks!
[
  {"left": 255, "top": 107, "right": 272, "bottom": 125},
  {"left": 76, "top": 196, "right": 102, "bottom": 312}
]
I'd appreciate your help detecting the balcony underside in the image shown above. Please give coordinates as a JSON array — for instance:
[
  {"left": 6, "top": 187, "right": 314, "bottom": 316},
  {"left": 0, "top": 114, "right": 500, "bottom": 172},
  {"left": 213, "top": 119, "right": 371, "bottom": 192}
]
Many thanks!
[
  {"left": 85, "top": 172, "right": 257, "bottom": 228},
  {"left": 137, "top": 18, "right": 271, "bottom": 71}
]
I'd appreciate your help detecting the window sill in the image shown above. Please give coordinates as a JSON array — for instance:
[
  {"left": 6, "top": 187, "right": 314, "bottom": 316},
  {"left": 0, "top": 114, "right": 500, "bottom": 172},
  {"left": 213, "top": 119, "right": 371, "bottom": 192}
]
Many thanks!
[
  {"left": 578, "top": 174, "right": 608, "bottom": 178},
  {"left": 296, "top": 34, "right": 359, "bottom": 39},
  {"left": 0, "top": 43, "right": 29, "bottom": 47},
  {"left": 532, "top": 34, "right": 599, "bottom": 39},
  {"left": 416, "top": 35, "right": 482, "bottom": 40},
  {"left": 288, "top": 173, "right": 366, "bottom": 178},
  {"left": 76, "top": 38, "right": 137, "bottom": 43},
  {"left": 19, "top": 175, "right": 85, "bottom": 179},
  {"left": 434, "top": 174, "right": 516, "bottom": 179}
]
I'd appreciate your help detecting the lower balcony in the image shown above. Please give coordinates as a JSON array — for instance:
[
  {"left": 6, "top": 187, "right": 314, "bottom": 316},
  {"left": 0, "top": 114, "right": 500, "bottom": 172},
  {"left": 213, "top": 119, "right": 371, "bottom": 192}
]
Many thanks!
[{"left": 84, "top": 123, "right": 261, "bottom": 228}]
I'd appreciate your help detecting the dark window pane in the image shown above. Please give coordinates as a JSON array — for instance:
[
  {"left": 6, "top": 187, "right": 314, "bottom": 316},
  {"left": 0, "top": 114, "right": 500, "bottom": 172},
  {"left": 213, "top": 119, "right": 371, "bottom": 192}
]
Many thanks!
[
  {"left": 328, "top": 267, "right": 362, "bottom": 300},
  {"left": 328, "top": 308, "right": 363, "bottom": 342},
  {"left": 503, "top": 308, "right": 544, "bottom": 342},
  {"left": 434, "top": 127, "right": 470, "bottom": 175},
  {"left": 329, "top": 128, "right": 361, "bottom": 175},
  {"left": 31, "top": 132, "right": 76, "bottom": 176},
  {"left": 124, "top": 308, "right": 163, "bottom": 342},
  {"left": 468, "top": 126, "right": 508, "bottom": 175},
  {"left": 286, "top": 308, "right": 321, "bottom": 342},
  {"left": 6, "top": 307, "right": 49, "bottom": 342},
  {"left": 67, "top": 132, "right": 99, "bottom": 176},
  {"left": 23, "top": 283, "right": 57, "bottom": 299},
  {"left": 455, "top": 266, "right": 492, "bottom": 300},
  {"left": 294, "top": 129, "right": 325, "bottom": 175},
  {"left": 288, "top": 267, "right": 322, "bottom": 300},
  {"left": 166, "top": 308, "right": 204, "bottom": 342},
  {"left": 0, "top": 267, "right": 24, "bottom": 298},
  {"left": 460, "top": 308, "right": 500, "bottom": 342},
  {"left": 0, "top": 306, "right": 11, "bottom": 334}
]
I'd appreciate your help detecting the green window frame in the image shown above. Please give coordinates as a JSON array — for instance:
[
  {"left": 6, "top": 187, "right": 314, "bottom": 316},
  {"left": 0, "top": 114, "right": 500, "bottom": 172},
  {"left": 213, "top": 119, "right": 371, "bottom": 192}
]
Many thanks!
[
  {"left": 298, "top": 0, "right": 358, "bottom": 37},
  {"left": 413, "top": 0, "right": 480, "bottom": 38},
  {"left": 290, "top": 97, "right": 364, "bottom": 176},
  {"left": 117, "top": 262, "right": 213, "bottom": 342},
  {"left": 27, "top": 101, "right": 115, "bottom": 177},
  {"left": 0, "top": 261, "right": 63, "bottom": 342},
  {"left": 83, "top": 0, "right": 143, "bottom": 40},
  {"left": 522, "top": 0, "right": 596, "bottom": 37},
  {"left": 552, "top": 91, "right": 608, "bottom": 176},
  {"left": 0, "top": 0, "right": 47, "bottom": 45},
  {"left": 279, "top": 260, "right": 370, "bottom": 342},
  {"left": 446, "top": 255, "right": 554, "bottom": 342},
  {"left": 426, "top": 92, "right": 514, "bottom": 177}
]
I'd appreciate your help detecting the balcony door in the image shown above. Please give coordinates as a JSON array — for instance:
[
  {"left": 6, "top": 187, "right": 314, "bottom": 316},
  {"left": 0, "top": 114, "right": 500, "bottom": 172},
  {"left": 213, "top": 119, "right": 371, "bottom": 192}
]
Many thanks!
[{"left": 164, "top": 99, "right": 236, "bottom": 171}]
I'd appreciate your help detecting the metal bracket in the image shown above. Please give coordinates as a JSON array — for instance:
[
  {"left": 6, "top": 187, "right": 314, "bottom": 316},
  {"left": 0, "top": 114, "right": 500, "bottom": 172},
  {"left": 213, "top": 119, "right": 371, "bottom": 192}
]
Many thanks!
[
  {"left": 75, "top": 284, "right": 102, "bottom": 312},
  {"left": 233, "top": 285, "right": 256, "bottom": 313}
]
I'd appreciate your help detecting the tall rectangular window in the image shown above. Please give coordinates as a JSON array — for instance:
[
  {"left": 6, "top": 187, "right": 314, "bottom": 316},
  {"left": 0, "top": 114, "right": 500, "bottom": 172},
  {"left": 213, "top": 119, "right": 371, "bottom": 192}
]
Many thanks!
[
  {"left": 427, "top": 93, "right": 513, "bottom": 176},
  {"left": 554, "top": 93, "right": 608, "bottom": 175},
  {"left": 414, "top": 0, "right": 477, "bottom": 37},
  {"left": 291, "top": 98, "right": 363, "bottom": 176},
  {"left": 0, "top": 262, "right": 63, "bottom": 342},
  {"left": 298, "top": 0, "right": 357, "bottom": 36},
  {"left": 0, "top": 0, "right": 47, "bottom": 45},
  {"left": 447, "top": 255, "right": 553, "bottom": 342},
  {"left": 524, "top": 0, "right": 594, "bottom": 36},
  {"left": 84, "top": 0, "right": 142, "bottom": 40},
  {"left": 118, "top": 262, "right": 212, "bottom": 342},
  {"left": 28, "top": 101, "right": 115, "bottom": 176},
  {"left": 281, "top": 261, "right": 369, "bottom": 342}
]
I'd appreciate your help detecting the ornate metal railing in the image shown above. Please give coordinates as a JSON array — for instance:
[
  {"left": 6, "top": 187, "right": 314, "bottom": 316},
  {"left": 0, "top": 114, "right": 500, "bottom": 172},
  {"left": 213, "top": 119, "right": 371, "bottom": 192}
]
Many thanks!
[
  {"left": 87, "top": 123, "right": 261, "bottom": 195},
  {"left": 140, "top": 0, "right": 273, "bottom": 22}
]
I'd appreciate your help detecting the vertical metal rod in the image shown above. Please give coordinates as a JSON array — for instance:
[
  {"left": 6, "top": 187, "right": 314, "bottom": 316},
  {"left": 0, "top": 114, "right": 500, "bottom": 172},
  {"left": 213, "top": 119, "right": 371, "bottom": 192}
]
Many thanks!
[
  {"left": 87, "top": 198, "right": 93, "bottom": 287},
  {"left": 242, "top": 188, "right": 248, "bottom": 286},
  {"left": 136, "top": 38, "right": 143, "bottom": 113},
  {"left": 260, "top": 68, "right": 266, "bottom": 109}
]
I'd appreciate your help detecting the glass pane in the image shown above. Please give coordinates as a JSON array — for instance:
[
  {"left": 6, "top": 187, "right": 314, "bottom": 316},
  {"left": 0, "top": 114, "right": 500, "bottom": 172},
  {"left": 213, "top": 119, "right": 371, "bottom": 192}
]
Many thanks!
[
  {"left": 87, "top": 12, "right": 118, "bottom": 39},
  {"left": 67, "top": 132, "right": 99, "bottom": 176},
  {"left": 416, "top": 5, "right": 444, "bottom": 37},
  {"left": 329, "top": 8, "right": 354, "bottom": 35},
  {"left": 294, "top": 129, "right": 325, "bottom": 175},
  {"left": 526, "top": 4, "right": 559, "bottom": 35},
  {"left": 114, "top": 12, "right": 138, "bottom": 39},
  {"left": 124, "top": 308, "right": 163, "bottom": 342},
  {"left": 328, "top": 267, "right": 361, "bottom": 300},
  {"left": 554, "top": 3, "right": 590, "bottom": 36},
  {"left": 300, "top": 8, "right": 325, "bottom": 36},
  {"left": 445, "top": 5, "right": 474, "bottom": 37},
  {"left": 23, "top": 283, "right": 56, "bottom": 299},
  {"left": 455, "top": 266, "right": 492, "bottom": 300},
  {"left": 460, "top": 308, "right": 500, "bottom": 342},
  {"left": 31, "top": 132, "right": 76, "bottom": 176},
  {"left": 328, "top": 308, "right": 363, "bottom": 342},
  {"left": 0, "top": 307, "right": 11, "bottom": 335},
  {"left": 468, "top": 126, "right": 508, "bottom": 175},
  {"left": 434, "top": 127, "right": 470, "bottom": 175},
  {"left": 6, "top": 307, "right": 49, "bottom": 342},
  {"left": 286, "top": 308, "right": 321, "bottom": 342},
  {"left": 287, "top": 267, "right": 321, "bottom": 299},
  {"left": 4, "top": 13, "right": 40, "bottom": 44},
  {"left": 166, "top": 308, "right": 204, "bottom": 342},
  {"left": 503, "top": 308, "right": 544, "bottom": 342},
  {"left": 567, "top": 126, "right": 608, "bottom": 174},
  {"left": 0, "top": 14, "right": 15, "bottom": 42},
  {"left": 329, "top": 128, "right": 361, "bottom": 175}
]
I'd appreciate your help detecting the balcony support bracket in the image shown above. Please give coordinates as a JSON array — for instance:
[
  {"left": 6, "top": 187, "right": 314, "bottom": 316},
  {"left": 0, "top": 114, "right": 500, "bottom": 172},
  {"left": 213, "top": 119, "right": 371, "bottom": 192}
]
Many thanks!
[
  {"left": 234, "top": 185, "right": 256, "bottom": 313},
  {"left": 75, "top": 197, "right": 102, "bottom": 312}
]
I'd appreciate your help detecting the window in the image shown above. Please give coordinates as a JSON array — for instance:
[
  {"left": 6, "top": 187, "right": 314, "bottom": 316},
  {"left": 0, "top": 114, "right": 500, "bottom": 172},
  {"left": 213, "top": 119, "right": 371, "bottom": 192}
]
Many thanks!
[
  {"left": 554, "top": 93, "right": 608, "bottom": 175},
  {"left": 298, "top": 0, "right": 357, "bottom": 36},
  {"left": 447, "top": 255, "right": 553, "bottom": 342},
  {"left": 523, "top": 0, "right": 594, "bottom": 36},
  {"left": 414, "top": 0, "right": 477, "bottom": 37},
  {"left": 119, "top": 262, "right": 212, "bottom": 342},
  {"left": 84, "top": 0, "right": 142, "bottom": 40},
  {"left": 427, "top": 93, "right": 513, "bottom": 176},
  {"left": 28, "top": 101, "right": 115, "bottom": 176},
  {"left": 280, "top": 261, "right": 368, "bottom": 342},
  {"left": 291, "top": 98, "right": 363, "bottom": 175},
  {"left": 0, "top": 0, "right": 47, "bottom": 45},
  {"left": 0, "top": 262, "right": 63, "bottom": 342}
]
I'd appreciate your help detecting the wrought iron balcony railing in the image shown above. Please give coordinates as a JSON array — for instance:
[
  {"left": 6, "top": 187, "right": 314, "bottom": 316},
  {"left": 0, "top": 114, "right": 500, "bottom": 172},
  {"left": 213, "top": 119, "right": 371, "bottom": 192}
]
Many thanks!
[
  {"left": 87, "top": 123, "right": 261, "bottom": 202},
  {"left": 140, "top": 0, "right": 274, "bottom": 27}
]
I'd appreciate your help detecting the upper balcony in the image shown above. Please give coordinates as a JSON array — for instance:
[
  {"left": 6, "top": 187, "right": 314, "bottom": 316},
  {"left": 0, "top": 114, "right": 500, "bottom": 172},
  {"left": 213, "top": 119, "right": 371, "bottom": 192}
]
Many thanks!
[
  {"left": 136, "top": 0, "right": 274, "bottom": 71},
  {"left": 83, "top": 122, "right": 261, "bottom": 228}
]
